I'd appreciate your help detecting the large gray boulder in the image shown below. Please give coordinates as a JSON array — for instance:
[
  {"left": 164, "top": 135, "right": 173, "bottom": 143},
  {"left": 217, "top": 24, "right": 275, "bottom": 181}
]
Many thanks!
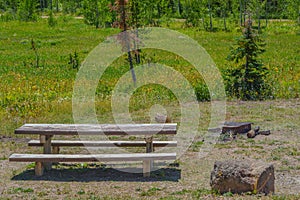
[{"left": 210, "top": 159, "right": 275, "bottom": 194}]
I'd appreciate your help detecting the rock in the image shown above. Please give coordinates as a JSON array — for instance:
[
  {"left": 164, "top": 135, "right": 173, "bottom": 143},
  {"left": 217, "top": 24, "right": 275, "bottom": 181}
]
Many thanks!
[{"left": 210, "top": 159, "right": 275, "bottom": 194}]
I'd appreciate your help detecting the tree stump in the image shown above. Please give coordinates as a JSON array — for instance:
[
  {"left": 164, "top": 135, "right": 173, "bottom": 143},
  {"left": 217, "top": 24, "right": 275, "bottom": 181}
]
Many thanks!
[
  {"left": 155, "top": 113, "right": 171, "bottom": 123},
  {"left": 210, "top": 159, "right": 275, "bottom": 194}
]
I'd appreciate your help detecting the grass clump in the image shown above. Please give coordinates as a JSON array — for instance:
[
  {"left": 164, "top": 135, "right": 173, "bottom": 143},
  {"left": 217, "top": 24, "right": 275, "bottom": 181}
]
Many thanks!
[{"left": 140, "top": 187, "right": 162, "bottom": 196}]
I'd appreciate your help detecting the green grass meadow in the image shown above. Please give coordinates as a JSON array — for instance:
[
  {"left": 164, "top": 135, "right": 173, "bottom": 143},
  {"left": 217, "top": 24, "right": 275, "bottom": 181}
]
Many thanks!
[
  {"left": 0, "top": 17, "right": 300, "bottom": 199},
  {"left": 0, "top": 18, "right": 299, "bottom": 135}
]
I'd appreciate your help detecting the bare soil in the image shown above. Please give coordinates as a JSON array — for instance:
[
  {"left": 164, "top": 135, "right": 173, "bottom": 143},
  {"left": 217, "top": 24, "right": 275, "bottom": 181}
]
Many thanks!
[{"left": 0, "top": 99, "right": 299, "bottom": 199}]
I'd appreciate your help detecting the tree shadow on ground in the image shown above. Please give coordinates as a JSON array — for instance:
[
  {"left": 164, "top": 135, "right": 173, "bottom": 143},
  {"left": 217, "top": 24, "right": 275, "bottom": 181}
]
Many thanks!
[{"left": 12, "top": 163, "right": 181, "bottom": 182}]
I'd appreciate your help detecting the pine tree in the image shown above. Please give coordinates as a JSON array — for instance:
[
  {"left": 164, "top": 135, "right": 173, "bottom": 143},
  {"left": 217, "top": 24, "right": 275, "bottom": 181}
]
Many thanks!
[{"left": 226, "top": 18, "right": 269, "bottom": 100}]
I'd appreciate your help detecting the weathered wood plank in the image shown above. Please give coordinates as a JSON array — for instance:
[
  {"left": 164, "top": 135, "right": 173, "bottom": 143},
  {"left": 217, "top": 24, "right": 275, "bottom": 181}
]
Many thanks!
[
  {"left": 28, "top": 140, "right": 177, "bottom": 147},
  {"left": 9, "top": 153, "right": 176, "bottom": 162},
  {"left": 15, "top": 124, "right": 177, "bottom": 136}
]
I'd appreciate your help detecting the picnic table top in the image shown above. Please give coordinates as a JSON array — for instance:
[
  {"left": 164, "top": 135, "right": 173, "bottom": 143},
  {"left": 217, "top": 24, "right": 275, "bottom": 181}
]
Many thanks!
[{"left": 15, "top": 123, "right": 177, "bottom": 136}]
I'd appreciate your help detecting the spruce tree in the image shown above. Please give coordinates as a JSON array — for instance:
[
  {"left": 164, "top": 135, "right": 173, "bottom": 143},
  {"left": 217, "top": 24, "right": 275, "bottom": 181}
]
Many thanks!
[{"left": 226, "top": 18, "right": 269, "bottom": 100}]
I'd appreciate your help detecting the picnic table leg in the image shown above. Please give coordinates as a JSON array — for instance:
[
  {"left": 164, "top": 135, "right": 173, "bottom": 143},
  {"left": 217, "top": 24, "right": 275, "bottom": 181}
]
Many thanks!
[
  {"left": 40, "top": 135, "right": 53, "bottom": 171},
  {"left": 52, "top": 146, "right": 60, "bottom": 154},
  {"left": 35, "top": 162, "right": 44, "bottom": 176},
  {"left": 145, "top": 136, "right": 154, "bottom": 153},
  {"left": 144, "top": 136, "right": 153, "bottom": 177},
  {"left": 143, "top": 160, "right": 151, "bottom": 177}
]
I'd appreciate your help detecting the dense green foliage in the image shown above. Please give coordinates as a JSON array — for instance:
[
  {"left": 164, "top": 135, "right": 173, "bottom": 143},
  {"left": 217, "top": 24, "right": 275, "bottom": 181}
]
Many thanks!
[
  {"left": 0, "top": 0, "right": 299, "bottom": 27},
  {"left": 82, "top": 0, "right": 112, "bottom": 28},
  {"left": 17, "top": 0, "right": 38, "bottom": 21}
]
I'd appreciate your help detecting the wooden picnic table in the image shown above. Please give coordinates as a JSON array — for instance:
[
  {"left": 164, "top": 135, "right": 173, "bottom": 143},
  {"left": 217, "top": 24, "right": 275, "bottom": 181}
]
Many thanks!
[
  {"left": 11, "top": 123, "right": 177, "bottom": 177},
  {"left": 15, "top": 123, "right": 177, "bottom": 154}
]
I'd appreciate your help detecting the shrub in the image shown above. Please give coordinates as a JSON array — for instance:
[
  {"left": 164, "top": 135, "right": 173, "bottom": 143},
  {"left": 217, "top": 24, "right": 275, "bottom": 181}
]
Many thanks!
[{"left": 17, "top": 0, "right": 38, "bottom": 22}]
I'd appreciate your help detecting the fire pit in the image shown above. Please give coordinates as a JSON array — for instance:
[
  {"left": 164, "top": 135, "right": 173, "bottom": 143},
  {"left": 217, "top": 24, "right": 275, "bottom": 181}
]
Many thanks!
[{"left": 222, "top": 122, "right": 252, "bottom": 134}]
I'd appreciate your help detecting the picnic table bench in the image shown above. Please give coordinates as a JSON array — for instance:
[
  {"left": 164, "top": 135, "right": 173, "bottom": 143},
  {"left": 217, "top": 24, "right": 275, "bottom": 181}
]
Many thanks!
[{"left": 9, "top": 123, "right": 177, "bottom": 177}]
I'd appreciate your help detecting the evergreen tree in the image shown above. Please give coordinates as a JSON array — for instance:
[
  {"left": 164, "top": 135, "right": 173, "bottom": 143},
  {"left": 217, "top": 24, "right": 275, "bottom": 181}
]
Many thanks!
[{"left": 226, "top": 18, "right": 269, "bottom": 100}]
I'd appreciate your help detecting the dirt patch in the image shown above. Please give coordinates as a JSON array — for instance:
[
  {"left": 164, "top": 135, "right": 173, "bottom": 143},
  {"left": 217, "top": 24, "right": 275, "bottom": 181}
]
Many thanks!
[
  {"left": 0, "top": 136, "right": 30, "bottom": 143},
  {"left": 0, "top": 100, "right": 299, "bottom": 199}
]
